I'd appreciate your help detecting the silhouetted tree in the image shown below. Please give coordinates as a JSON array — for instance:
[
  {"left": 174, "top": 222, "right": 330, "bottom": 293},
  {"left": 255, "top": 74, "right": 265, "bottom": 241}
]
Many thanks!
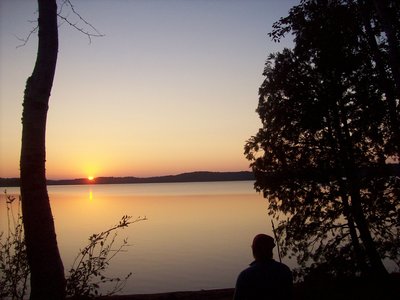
[
  {"left": 245, "top": 0, "right": 399, "bottom": 279},
  {"left": 19, "top": 1, "right": 103, "bottom": 299},
  {"left": 20, "top": 1, "right": 65, "bottom": 299}
]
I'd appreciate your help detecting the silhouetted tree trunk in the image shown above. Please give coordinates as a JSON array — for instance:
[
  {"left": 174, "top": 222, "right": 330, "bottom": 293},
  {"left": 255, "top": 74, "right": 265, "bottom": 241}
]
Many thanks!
[
  {"left": 20, "top": 0, "right": 66, "bottom": 299},
  {"left": 331, "top": 82, "right": 388, "bottom": 276}
]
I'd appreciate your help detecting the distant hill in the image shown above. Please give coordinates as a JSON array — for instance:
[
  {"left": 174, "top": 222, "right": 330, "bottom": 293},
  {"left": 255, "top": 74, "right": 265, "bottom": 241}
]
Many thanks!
[{"left": 0, "top": 171, "right": 255, "bottom": 187}]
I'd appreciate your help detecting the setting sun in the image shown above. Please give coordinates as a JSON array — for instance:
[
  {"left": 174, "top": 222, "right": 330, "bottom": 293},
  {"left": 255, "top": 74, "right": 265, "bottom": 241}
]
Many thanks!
[{"left": 88, "top": 176, "right": 94, "bottom": 181}]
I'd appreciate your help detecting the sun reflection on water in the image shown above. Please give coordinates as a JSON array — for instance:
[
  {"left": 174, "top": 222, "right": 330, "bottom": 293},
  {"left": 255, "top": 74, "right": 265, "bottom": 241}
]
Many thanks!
[{"left": 89, "top": 189, "right": 93, "bottom": 201}]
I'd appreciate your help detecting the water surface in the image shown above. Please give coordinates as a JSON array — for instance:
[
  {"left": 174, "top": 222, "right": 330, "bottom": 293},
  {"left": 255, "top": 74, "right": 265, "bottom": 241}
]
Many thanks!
[{"left": 1, "top": 181, "right": 283, "bottom": 294}]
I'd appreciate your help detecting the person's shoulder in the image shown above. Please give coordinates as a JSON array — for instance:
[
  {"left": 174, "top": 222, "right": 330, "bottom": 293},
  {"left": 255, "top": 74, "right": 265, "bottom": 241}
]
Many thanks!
[
  {"left": 238, "top": 264, "right": 254, "bottom": 276},
  {"left": 275, "top": 260, "right": 291, "bottom": 269},
  {"left": 237, "top": 262, "right": 259, "bottom": 279},
  {"left": 236, "top": 264, "right": 254, "bottom": 285},
  {"left": 270, "top": 260, "right": 292, "bottom": 274}
]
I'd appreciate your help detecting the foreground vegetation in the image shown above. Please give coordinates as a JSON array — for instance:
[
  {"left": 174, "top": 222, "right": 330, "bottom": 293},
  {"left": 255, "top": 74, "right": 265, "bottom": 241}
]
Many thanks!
[{"left": 0, "top": 192, "right": 146, "bottom": 300}]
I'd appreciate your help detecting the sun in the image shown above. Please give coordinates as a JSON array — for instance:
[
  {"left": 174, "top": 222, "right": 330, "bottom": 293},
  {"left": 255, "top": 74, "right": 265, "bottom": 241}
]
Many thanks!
[{"left": 88, "top": 176, "right": 94, "bottom": 181}]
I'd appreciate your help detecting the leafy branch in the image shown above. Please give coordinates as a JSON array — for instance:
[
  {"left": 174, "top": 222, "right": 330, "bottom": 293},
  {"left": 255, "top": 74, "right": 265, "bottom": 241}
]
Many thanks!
[
  {"left": 0, "top": 191, "right": 29, "bottom": 300},
  {"left": 66, "top": 215, "right": 147, "bottom": 299},
  {"left": 1, "top": 192, "right": 146, "bottom": 299}
]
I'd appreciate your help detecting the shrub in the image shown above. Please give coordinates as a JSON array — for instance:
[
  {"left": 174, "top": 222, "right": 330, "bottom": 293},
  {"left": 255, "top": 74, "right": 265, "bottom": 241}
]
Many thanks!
[{"left": 0, "top": 191, "right": 146, "bottom": 299}]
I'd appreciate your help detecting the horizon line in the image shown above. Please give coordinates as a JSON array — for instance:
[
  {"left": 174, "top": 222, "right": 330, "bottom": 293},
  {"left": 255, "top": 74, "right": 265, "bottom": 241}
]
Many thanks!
[{"left": 1, "top": 170, "right": 254, "bottom": 181}]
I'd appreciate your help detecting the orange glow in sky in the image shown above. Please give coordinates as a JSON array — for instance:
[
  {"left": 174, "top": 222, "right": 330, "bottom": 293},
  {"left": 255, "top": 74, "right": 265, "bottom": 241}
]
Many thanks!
[{"left": 0, "top": 1, "right": 295, "bottom": 180}]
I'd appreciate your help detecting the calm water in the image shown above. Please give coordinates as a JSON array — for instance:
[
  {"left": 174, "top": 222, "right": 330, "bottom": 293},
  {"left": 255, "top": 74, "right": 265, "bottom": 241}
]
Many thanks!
[{"left": 1, "top": 181, "right": 286, "bottom": 295}]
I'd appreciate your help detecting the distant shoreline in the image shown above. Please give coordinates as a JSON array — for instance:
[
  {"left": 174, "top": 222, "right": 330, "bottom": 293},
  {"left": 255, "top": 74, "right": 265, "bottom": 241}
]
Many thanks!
[{"left": 0, "top": 171, "right": 255, "bottom": 187}]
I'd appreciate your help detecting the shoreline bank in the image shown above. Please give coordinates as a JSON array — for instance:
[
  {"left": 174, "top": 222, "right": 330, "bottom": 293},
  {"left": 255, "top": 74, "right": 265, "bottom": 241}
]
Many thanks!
[
  {"left": 95, "top": 274, "right": 400, "bottom": 300},
  {"left": 96, "top": 288, "right": 234, "bottom": 300}
]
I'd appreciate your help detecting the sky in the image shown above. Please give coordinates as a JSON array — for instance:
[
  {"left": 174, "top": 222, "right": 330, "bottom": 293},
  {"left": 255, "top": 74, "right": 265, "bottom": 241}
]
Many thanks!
[{"left": 0, "top": 0, "right": 297, "bottom": 180}]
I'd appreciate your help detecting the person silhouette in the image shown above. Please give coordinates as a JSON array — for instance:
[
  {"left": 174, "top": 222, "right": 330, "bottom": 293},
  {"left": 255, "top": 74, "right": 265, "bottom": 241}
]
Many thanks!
[{"left": 233, "top": 234, "right": 293, "bottom": 300}]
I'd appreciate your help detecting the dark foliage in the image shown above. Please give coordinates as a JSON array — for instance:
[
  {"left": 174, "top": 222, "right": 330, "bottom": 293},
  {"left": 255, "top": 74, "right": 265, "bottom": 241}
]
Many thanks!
[
  {"left": 66, "top": 216, "right": 146, "bottom": 299},
  {"left": 0, "top": 192, "right": 29, "bottom": 300},
  {"left": 245, "top": 0, "right": 400, "bottom": 279}
]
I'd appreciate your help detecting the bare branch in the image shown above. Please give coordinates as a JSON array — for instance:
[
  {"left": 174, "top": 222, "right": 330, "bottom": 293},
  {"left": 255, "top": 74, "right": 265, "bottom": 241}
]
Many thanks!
[
  {"left": 16, "top": 0, "right": 104, "bottom": 48},
  {"left": 16, "top": 23, "right": 38, "bottom": 48},
  {"left": 64, "top": 0, "right": 103, "bottom": 36},
  {"left": 57, "top": 0, "right": 104, "bottom": 44}
]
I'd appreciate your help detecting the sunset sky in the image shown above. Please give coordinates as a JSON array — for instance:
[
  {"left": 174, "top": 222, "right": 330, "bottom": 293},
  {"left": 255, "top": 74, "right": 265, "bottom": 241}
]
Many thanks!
[{"left": 0, "top": 0, "right": 296, "bottom": 180}]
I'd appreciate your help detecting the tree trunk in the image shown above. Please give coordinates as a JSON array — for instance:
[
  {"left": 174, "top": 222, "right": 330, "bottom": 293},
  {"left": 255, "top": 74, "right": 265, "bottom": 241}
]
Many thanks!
[
  {"left": 340, "top": 189, "right": 369, "bottom": 275},
  {"left": 329, "top": 86, "right": 388, "bottom": 276},
  {"left": 20, "top": 1, "right": 66, "bottom": 299},
  {"left": 338, "top": 101, "right": 388, "bottom": 277},
  {"left": 348, "top": 184, "right": 389, "bottom": 276}
]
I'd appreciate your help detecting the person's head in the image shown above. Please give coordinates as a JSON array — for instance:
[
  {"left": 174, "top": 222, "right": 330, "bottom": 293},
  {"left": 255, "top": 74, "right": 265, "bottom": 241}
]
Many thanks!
[{"left": 252, "top": 234, "right": 275, "bottom": 260}]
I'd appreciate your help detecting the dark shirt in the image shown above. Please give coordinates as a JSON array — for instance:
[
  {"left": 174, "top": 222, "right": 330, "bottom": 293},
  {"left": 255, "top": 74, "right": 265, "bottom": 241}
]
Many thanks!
[{"left": 233, "top": 259, "right": 293, "bottom": 300}]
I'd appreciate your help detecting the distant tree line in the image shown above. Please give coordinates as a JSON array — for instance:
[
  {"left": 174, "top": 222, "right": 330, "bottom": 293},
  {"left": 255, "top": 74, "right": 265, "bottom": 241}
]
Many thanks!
[
  {"left": 245, "top": 0, "right": 399, "bottom": 281},
  {"left": 0, "top": 171, "right": 255, "bottom": 187}
]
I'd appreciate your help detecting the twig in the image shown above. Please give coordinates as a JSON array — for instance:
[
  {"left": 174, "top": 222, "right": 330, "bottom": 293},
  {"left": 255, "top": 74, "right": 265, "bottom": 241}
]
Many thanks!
[
  {"left": 271, "top": 219, "right": 282, "bottom": 263},
  {"left": 16, "top": 0, "right": 104, "bottom": 48}
]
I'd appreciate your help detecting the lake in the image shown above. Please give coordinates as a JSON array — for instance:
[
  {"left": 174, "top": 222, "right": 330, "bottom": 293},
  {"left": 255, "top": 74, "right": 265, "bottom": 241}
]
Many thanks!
[{"left": 1, "top": 180, "right": 287, "bottom": 295}]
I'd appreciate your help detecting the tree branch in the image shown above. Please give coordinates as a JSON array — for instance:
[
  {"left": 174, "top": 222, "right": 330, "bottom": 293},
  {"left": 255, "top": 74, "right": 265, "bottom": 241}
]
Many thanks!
[
  {"left": 16, "top": 23, "right": 39, "bottom": 48},
  {"left": 16, "top": 0, "right": 104, "bottom": 48},
  {"left": 58, "top": 0, "right": 104, "bottom": 43}
]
